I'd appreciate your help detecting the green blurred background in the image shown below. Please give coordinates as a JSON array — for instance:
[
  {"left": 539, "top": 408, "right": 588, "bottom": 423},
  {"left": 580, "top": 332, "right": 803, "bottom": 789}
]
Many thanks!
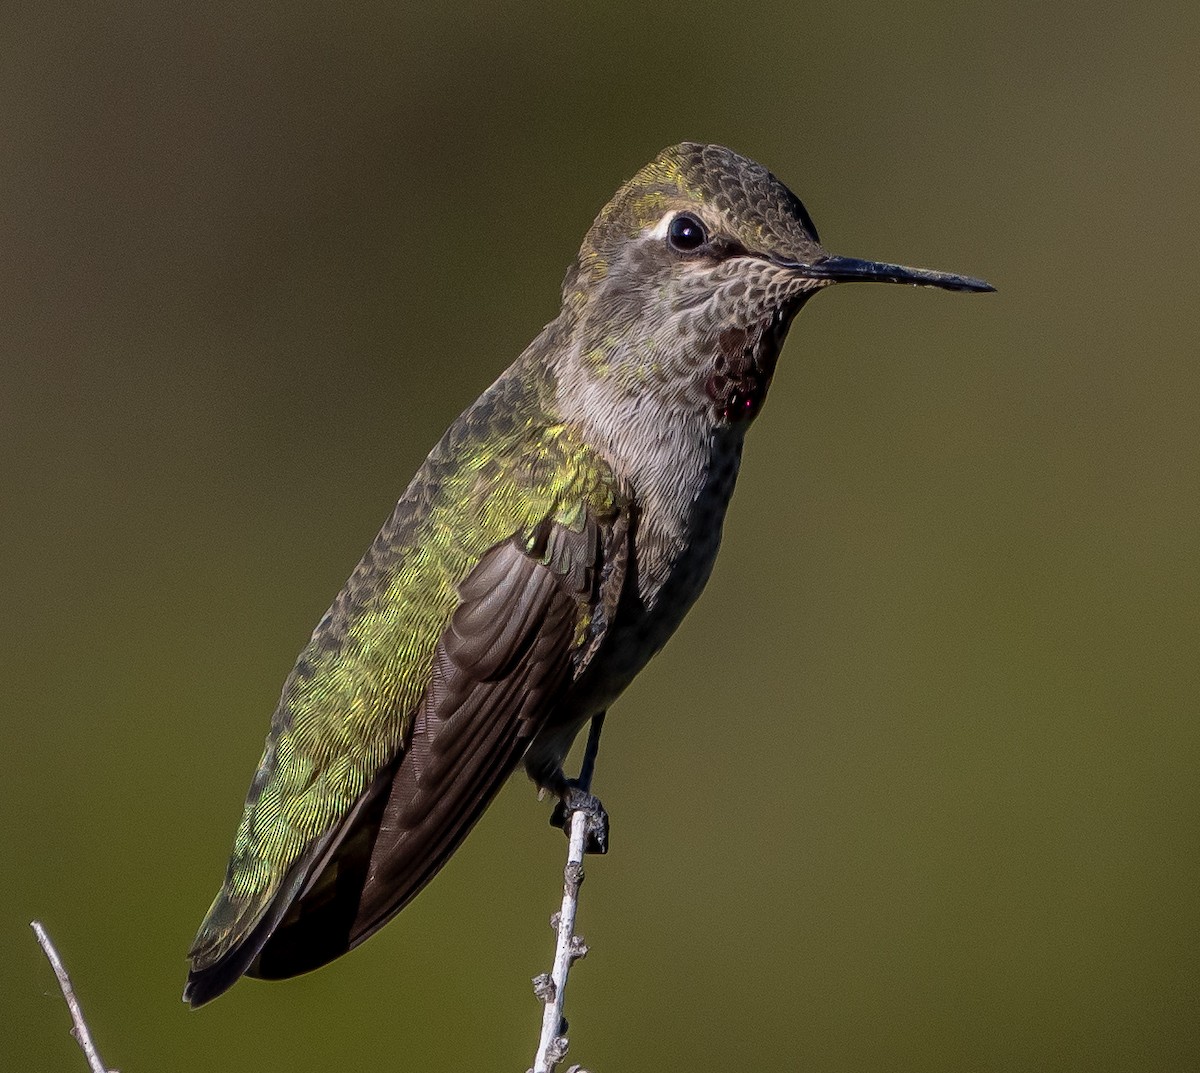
[{"left": 4, "top": 2, "right": 1198, "bottom": 1070}]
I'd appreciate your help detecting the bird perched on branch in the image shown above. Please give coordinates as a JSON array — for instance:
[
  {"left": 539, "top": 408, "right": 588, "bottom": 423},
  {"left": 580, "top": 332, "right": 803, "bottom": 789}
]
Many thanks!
[{"left": 185, "top": 142, "right": 992, "bottom": 1006}]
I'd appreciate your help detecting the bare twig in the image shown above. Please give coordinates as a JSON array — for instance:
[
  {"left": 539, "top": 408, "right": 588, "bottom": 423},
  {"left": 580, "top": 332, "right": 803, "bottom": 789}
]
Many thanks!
[
  {"left": 530, "top": 712, "right": 605, "bottom": 1073},
  {"left": 30, "top": 921, "right": 115, "bottom": 1073}
]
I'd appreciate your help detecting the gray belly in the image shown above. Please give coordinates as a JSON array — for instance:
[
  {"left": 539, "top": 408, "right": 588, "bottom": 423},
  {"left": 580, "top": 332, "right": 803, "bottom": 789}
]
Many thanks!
[
  {"left": 523, "top": 425, "right": 746, "bottom": 784},
  {"left": 572, "top": 430, "right": 744, "bottom": 716}
]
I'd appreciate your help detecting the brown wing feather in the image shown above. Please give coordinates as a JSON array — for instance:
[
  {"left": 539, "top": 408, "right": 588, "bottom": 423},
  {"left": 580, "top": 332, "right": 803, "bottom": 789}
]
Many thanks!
[{"left": 245, "top": 513, "right": 621, "bottom": 981}]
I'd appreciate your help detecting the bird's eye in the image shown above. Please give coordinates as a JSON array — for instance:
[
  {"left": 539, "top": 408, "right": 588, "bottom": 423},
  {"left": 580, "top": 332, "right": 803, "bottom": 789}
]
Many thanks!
[{"left": 667, "top": 213, "right": 707, "bottom": 252}]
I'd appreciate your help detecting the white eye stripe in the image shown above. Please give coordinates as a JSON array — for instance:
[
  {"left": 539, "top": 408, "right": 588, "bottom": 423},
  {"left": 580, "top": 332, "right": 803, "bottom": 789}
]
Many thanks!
[{"left": 646, "top": 211, "right": 680, "bottom": 241}]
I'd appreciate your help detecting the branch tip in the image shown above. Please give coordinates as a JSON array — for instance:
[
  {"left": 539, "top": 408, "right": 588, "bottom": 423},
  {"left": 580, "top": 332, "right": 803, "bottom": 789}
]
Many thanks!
[{"left": 30, "top": 921, "right": 114, "bottom": 1073}]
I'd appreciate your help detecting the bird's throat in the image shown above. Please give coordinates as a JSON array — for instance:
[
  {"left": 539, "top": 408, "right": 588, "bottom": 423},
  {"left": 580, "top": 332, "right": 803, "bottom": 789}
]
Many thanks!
[{"left": 702, "top": 305, "right": 797, "bottom": 425}]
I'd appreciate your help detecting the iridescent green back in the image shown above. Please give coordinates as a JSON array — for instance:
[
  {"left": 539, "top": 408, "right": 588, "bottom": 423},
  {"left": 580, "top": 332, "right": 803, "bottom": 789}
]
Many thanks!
[{"left": 190, "top": 353, "right": 619, "bottom": 965}]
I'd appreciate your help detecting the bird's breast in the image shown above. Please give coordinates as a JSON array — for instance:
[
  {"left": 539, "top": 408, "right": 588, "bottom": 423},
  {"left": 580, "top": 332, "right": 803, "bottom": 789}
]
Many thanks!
[{"left": 572, "top": 424, "right": 746, "bottom": 713}]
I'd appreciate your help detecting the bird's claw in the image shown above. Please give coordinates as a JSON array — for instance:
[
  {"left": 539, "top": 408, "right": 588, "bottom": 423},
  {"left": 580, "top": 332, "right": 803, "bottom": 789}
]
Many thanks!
[{"left": 550, "top": 783, "right": 609, "bottom": 855}]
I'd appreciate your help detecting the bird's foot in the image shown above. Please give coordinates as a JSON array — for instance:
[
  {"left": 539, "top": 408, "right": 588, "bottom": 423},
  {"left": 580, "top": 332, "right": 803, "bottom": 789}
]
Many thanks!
[{"left": 550, "top": 782, "right": 609, "bottom": 855}]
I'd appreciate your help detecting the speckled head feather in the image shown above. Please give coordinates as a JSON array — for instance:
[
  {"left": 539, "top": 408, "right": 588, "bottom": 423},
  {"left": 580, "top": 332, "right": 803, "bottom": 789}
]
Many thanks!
[
  {"left": 575, "top": 142, "right": 823, "bottom": 283},
  {"left": 553, "top": 142, "right": 837, "bottom": 432}
]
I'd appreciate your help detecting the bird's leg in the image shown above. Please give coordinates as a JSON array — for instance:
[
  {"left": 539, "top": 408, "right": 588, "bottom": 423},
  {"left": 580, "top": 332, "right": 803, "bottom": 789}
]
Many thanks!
[{"left": 548, "top": 712, "right": 608, "bottom": 855}]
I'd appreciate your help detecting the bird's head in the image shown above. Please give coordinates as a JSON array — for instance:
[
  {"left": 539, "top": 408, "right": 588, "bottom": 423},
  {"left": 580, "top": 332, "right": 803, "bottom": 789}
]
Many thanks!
[
  {"left": 557, "top": 142, "right": 992, "bottom": 427},
  {"left": 556, "top": 142, "right": 988, "bottom": 427}
]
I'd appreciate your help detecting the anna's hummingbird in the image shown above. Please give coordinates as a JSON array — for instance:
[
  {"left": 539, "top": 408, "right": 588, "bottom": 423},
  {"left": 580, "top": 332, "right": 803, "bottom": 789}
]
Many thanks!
[{"left": 184, "top": 142, "right": 992, "bottom": 1006}]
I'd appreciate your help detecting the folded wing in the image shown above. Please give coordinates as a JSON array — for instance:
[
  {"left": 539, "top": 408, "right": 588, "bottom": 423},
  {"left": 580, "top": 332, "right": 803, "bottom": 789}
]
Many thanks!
[{"left": 184, "top": 510, "right": 625, "bottom": 1004}]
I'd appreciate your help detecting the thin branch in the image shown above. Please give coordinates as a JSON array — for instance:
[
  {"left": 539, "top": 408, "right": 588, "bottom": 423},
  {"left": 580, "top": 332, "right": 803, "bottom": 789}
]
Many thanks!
[
  {"left": 530, "top": 712, "right": 605, "bottom": 1073},
  {"left": 30, "top": 921, "right": 115, "bottom": 1073}
]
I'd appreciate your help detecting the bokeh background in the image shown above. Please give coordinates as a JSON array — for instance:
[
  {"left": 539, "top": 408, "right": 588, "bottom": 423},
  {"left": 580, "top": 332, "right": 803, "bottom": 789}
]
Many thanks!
[{"left": 4, "top": 3, "right": 1199, "bottom": 1071}]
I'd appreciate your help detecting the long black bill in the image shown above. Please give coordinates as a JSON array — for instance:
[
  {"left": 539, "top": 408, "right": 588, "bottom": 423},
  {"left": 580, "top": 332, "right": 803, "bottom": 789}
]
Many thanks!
[{"left": 787, "top": 254, "right": 994, "bottom": 293}]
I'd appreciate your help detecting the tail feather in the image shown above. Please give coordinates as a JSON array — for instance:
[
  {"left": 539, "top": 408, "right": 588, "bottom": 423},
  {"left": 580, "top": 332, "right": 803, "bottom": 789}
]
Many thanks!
[
  {"left": 183, "top": 770, "right": 390, "bottom": 1007},
  {"left": 183, "top": 867, "right": 309, "bottom": 1007}
]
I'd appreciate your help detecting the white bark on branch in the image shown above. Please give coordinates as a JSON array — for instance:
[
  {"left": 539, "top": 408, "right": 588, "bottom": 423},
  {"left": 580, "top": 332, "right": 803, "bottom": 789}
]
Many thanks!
[
  {"left": 529, "top": 712, "right": 605, "bottom": 1073},
  {"left": 31, "top": 921, "right": 116, "bottom": 1073}
]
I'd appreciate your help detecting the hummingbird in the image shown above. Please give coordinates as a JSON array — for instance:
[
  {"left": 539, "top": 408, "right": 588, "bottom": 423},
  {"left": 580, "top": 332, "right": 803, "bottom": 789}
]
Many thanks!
[{"left": 184, "top": 142, "right": 992, "bottom": 1006}]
